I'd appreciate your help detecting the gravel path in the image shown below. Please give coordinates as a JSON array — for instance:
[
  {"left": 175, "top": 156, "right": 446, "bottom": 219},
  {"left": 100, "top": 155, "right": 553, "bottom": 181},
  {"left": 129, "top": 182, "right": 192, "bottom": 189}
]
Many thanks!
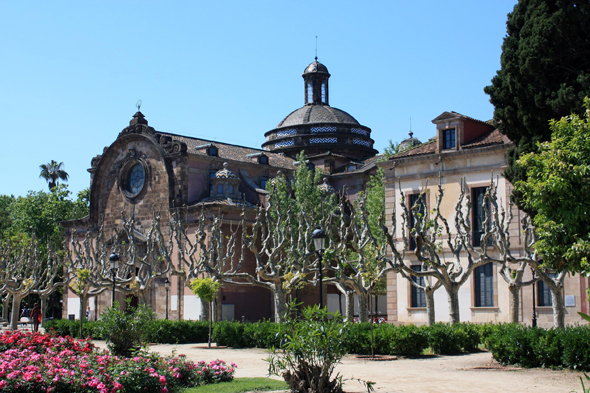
[{"left": 92, "top": 341, "right": 585, "bottom": 393}]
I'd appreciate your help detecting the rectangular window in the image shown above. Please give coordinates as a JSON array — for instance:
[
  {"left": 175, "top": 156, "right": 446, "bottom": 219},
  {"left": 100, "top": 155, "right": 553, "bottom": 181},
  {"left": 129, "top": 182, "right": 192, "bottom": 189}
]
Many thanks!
[
  {"left": 410, "top": 265, "right": 426, "bottom": 308},
  {"left": 217, "top": 184, "right": 224, "bottom": 194},
  {"left": 443, "top": 129, "right": 456, "bottom": 149},
  {"left": 409, "top": 193, "right": 427, "bottom": 251},
  {"left": 472, "top": 187, "right": 492, "bottom": 247},
  {"left": 538, "top": 273, "right": 556, "bottom": 307},
  {"left": 474, "top": 263, "right": 494, "bottom": 307}
]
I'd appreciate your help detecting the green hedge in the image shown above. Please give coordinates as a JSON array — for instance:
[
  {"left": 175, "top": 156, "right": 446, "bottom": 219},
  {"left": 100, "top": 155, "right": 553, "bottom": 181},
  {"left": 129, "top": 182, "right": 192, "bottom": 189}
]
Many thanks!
[
  {"left": 42, "top": 318, "right": 590, "bottom": 370},
  {"left": 484, "top": 323, "right": 590, "bottom": 370}
]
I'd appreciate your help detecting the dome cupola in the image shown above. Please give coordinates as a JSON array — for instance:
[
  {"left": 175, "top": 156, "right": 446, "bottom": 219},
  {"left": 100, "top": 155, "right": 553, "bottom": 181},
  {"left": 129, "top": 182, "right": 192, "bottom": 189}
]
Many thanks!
[{"left": 262, "top": 59, "right": 377, "bottom": 160}]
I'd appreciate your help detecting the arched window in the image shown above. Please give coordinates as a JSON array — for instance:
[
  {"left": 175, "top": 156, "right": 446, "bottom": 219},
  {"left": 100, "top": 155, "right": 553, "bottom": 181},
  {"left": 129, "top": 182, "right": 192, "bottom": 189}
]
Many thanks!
[
  {"left": 260, "top": 177, "right": 268, "bottom": 190},
  {"left": 218, "top": 184, "right": 224, "bottom": 194},
  {"left": 228, "top": 184, "right": 234, "bottom": 194}
]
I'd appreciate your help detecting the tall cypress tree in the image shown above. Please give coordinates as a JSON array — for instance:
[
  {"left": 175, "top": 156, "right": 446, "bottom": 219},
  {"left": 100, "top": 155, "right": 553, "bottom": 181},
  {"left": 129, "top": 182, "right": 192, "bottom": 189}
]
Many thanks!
[{"left": 485, "top": 0, "right": 590, "bottom": 209}]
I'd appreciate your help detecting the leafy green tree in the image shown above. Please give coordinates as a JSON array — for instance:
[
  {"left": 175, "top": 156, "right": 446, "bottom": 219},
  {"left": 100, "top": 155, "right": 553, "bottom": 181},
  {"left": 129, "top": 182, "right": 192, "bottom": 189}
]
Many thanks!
[
  {"left": 7, "top": 185, "right": 89, "bottom": 251},
  {"left": 0, "top": 195, "right": 15, "bottom": 239},
  {"left": 190, "top": 278, "right": 220, "bottom": 348},
  {"left": 39, "top": 160, "right": 69, "bottom": 191},
  {"left": 515, "top": 99, "right": 590, "bottom": 274},
  {"left": 484, "top": 0, "right": 590, "bottom": 209}
]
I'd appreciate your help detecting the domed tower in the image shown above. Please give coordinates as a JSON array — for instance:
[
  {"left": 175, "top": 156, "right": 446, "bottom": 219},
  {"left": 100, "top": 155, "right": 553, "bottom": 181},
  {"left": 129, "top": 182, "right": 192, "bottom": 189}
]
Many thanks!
[{"left": 262, "top": 59, "right": 377, "bottom": 160}]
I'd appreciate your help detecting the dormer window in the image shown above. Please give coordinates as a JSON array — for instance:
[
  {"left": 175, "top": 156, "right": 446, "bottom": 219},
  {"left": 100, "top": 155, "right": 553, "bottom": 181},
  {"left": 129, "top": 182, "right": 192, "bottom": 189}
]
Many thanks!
[
  {"left": 259, "top": 155, "right": 269, "bottom": 165},
  {"left": 347, "top": 164, "right": 355, "bottom": 172},
  {"left": 208, "top": 146, "right": 219, "bottom": 157},
  {"left": 307, "top": 162, "right": 315, "bottom": 171},
  {"left": 443, "top": 129, "right": 456, "bottom": 149}
]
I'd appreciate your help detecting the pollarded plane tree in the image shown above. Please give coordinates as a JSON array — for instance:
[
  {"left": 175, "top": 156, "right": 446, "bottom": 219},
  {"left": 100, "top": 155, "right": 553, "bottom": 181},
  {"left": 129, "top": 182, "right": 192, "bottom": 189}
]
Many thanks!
[
  {"left": 379, "top": 184, "right": 441, "bottom": 326},
  {"left": 508, "top": 216, "right": 567, "bottom": 328},
  {"left": 171, "top": 208, "right": 241, "bottom": 322},
  {"left": 240, "top": 196, "right": 318, "bottom": 323},
  {"left": 28, "top": 243, "right": 69, "bottom": 324},
  {"left": 462, "top": 180, "right": 540, "bottom": 324},
  {"left": 64, "top": 224, "right": 121, "bottom": 323},
  {"left": 115, "top": 210, "right": 174, "bottom": 306},
  {"left": 0, "top": 236, "right": 43, "bottom": 330},
  {"left": 326, "top": 194, "right": 390, "bottom": 322}
]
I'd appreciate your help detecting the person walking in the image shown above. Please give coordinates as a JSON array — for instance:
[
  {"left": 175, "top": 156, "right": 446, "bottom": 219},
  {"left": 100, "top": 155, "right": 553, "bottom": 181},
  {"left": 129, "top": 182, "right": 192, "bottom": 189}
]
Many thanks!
[
  {"left": 31, "top": 303, "right": 40, "bottom": 332},
  {"left": 86, "top": 306, "right": 92, "bottom": 321}
]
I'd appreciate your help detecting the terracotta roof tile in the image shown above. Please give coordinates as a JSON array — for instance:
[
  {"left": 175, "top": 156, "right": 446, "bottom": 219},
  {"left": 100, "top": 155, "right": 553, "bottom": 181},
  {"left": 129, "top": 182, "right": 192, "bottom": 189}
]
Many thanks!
[
  {"left": 392, "top": 141, "right": 437, "bottom": 158},
  {"left": 462, "top": 129, "right": 510, "bottom": 149},
  {"left": 159, "top": 132, "right": 296, "bottom": 169},
  {"left": 390, "top": 129, "right": 510, "bottom": 160}
]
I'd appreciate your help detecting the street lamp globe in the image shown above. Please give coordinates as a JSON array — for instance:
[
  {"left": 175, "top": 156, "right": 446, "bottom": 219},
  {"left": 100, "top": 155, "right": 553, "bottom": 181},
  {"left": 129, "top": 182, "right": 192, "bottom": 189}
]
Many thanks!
[{"left": 312, "top": 227, "right": 326, "bottom": 253}]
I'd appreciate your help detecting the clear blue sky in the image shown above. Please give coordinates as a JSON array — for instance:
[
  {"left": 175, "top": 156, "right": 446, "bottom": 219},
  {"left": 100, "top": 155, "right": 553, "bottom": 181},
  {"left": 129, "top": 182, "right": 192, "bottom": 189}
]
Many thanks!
[{"left": 0, "top": 1, "right": 518, "bottom": 198}]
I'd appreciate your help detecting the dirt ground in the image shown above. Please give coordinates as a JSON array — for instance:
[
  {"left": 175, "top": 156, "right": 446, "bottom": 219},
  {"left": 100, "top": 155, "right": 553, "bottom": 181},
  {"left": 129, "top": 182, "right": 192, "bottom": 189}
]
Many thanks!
[{"left": 93, "top": 341, "right": 586, "bottom": 393}]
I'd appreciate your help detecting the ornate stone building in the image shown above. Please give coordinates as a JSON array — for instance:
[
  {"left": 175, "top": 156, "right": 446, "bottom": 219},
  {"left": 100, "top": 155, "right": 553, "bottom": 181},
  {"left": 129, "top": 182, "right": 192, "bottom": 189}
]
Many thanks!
[
  {"left": 61, "top": 58, "right": 588, "bottom": 328},
  {"left": 61, "top": 59, "right": 384, "bottom": 321}
]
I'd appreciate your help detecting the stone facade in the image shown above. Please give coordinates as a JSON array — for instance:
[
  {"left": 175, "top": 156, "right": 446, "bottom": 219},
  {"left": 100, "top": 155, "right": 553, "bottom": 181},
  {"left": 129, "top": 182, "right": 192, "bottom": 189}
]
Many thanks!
[{"left": 377, "top": 111, "right": 589, "bottom": 328}]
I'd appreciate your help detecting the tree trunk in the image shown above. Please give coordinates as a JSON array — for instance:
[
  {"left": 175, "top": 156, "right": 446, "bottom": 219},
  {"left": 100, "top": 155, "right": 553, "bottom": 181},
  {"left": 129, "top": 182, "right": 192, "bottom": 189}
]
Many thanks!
[
  {"left": 345, "top": 292, "right": 355, "bottom": 322},
  {"left": 446, "top": 287, "right": 460, "bottom": 325},
  {"left": 273, "top": 286, "right": 288, "bottom": 323},
  {"left": 508, "top": 283, "right": 520, "bottom": 323},
  {"left": 208, "top": 301, "right": 212, "bottom": 348},
  {"left": 79, "top": 294, "right": 88, "bottom": 338},
  {"left": 551, "top": 286, "right": 565, "bottom": 328},
  {"left": 357, "top": 292, "right": 369, "bottom": 322},
  {"left": 3, "top": 294, "right": 11, "bottom": 322},
  {"left": 10, "top": 295, "right": 22, "bottom": 331},
  {"left": 40, "top": 296, "right": 47, "bottom": 325},
  {"left": 425, "top": 288, "right": 436, "bottom": 327},
  {"left": 200, "top": 297, "right": 210, "bottom": 321}
]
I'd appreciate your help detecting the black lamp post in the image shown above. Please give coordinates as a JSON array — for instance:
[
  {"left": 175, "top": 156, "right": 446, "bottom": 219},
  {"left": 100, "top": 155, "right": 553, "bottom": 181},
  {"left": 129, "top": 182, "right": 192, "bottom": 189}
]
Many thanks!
[
  {"left": 312, "top": 227, "right": 326, "bottom": 309},
  {"left": 531, "top": 267, "right": 537, "bottom": 328},
  {"left": 109, "top": 253, "right": 119, "bottom": 307},
  {"left": 164, "top": 277, "right": 170, "bottom": 320}
]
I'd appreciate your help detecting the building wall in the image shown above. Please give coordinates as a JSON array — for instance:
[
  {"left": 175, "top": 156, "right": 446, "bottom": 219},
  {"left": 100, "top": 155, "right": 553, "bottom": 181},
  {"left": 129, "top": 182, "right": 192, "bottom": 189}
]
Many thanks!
[{"left": 380, "top": 144, "right": 589, "bottom": 328}]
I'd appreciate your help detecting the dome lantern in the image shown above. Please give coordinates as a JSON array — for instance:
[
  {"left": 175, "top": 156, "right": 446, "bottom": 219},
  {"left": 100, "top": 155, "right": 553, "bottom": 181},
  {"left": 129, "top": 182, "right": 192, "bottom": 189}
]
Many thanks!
[{"left": 303, "top": 58, "right": 330, "bottom": 106}]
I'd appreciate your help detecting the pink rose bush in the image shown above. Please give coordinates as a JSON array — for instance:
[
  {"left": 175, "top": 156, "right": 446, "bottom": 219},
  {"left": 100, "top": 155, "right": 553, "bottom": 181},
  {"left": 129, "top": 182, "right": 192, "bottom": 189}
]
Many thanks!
[{"left": 0, "top": 331, "right": 236, "bottom": 392}]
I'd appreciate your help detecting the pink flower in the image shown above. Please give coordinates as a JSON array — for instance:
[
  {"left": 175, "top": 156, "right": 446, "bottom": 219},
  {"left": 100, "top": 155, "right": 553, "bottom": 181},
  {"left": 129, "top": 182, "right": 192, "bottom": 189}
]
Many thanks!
[
  {"left": 159, "top": 375, "right": 167, "bottom": 385},
  {"left": 113, "top": 382, "right": 123, "bottom": 390},
  {"left": 160, "top": 388, "right": 168, "bottom": 393}
]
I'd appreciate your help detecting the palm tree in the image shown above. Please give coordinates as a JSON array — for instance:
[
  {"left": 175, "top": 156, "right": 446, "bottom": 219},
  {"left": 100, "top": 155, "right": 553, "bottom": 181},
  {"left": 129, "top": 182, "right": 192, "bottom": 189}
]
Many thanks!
[{"left": 39, "top": 160, "right": 69, "bottom": 191}]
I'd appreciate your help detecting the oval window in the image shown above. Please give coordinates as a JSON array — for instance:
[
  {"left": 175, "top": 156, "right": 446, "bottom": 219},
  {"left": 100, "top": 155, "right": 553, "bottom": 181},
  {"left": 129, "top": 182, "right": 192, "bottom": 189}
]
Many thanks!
[{"left": 127, "top": 164, "right": 145, "bottom": 196}]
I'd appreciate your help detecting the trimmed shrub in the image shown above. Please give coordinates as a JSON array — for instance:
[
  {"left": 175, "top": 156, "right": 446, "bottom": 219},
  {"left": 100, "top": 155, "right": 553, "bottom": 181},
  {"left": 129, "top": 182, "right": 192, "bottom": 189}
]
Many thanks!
[
  {"left": 212, "top": 321, "right": 247, "bottom": 347},
  {"left": 425, "top": 323, "right": 463, "bottom": 355},
  {"left": 453, "top": 323, "right": 481, "bottom": 353},
  {"left": 561, "top": 325, "right": 590, "bottom": 370},
  {"left": 148, "top": 319, "right": 209, "bottom": 344},
  {"left": 385, "top": 324, "right": 428, "bottom": 357}
]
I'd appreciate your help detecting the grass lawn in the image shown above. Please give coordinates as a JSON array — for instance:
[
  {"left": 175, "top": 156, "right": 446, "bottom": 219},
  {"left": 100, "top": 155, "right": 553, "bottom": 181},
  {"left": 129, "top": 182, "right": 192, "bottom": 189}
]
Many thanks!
[{"left": 183, "top": 377, "right": 288, "bottom": 393}]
